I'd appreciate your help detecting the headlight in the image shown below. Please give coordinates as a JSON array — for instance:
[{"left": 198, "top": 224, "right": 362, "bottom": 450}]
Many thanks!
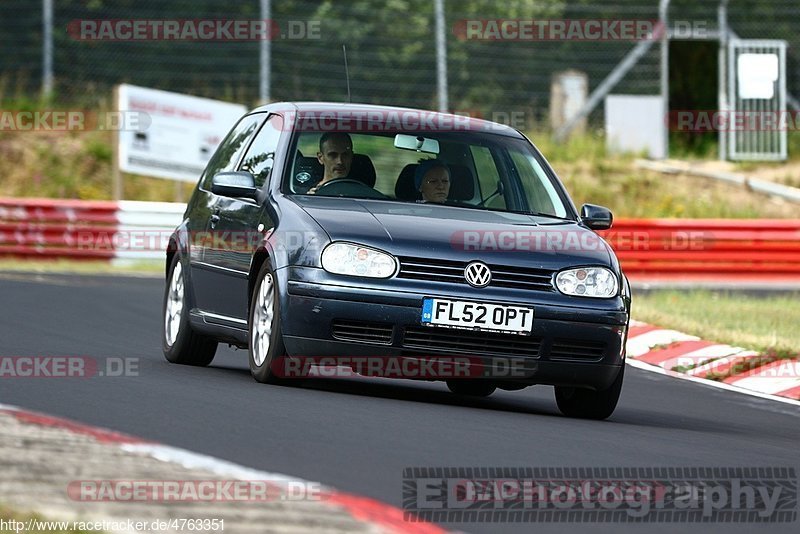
[
  {"left": 555, "top": 267, "right": 618, "bottom": 298},
  {"left": 321, "top": 243, "right": 397, "bottom": 278}
]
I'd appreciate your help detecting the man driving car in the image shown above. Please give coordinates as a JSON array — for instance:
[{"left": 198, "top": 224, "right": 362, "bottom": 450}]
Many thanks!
[{"left": 308, "top": 132, "right": 353, "bottom": 194}]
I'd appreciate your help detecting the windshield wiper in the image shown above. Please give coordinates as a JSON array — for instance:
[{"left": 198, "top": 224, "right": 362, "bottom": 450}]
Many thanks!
[{"left": 504, "top": 209, "right": 572, "bottom": 221}]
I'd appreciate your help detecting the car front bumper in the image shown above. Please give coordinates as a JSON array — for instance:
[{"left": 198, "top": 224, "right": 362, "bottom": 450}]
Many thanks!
[{"left": 278, "top": 266, "right": 628, "bottom": 391}]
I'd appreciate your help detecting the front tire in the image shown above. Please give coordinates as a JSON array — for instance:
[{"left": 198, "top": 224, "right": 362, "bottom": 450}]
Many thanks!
[
  {"left": 162, "top": 255, "right": 217, "bottom": 366},
  {"left": 248, "top": 261, "right": 285, "bottom": 384},
  {"left": 554, "top": 365, "right": 624, "bottom": 420}
]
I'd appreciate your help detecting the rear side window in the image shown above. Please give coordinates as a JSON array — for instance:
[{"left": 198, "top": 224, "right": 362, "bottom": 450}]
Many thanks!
[
  {"left": 200, "top": 113, "right": 265, "bottom": 189},
  {"left": 239, "top": 114, "right": 284, "bottom": 187}
]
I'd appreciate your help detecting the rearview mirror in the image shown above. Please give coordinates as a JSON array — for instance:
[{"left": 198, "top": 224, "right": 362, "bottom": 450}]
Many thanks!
[
  {"left": 394, "top": 134, "right": 440, "bottom": 155},
  {"left": 211, "top": 171, "right": 258, "bottom": 199},
  {"left": 580, "top": 204, "right": 613, "bottom": 230}
]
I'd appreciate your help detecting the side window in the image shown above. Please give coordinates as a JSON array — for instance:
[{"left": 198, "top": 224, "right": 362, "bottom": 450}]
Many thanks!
[
  {"left": 239, "top": 114, "right": 284, "bottom": 187},
  {"left": 200, "top": 113, "right": 265, "bottom": 189},
  {"left": 471, "top": 146, "right": 506, "bottom": 209}
]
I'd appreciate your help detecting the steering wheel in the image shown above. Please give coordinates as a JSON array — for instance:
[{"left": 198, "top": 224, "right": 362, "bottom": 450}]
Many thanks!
[
  {"left": 312, "top": 178, "right": 388, "bottom": 200},
  {"left": 314, "top": 178, "right": 366, "bottom": 193}
]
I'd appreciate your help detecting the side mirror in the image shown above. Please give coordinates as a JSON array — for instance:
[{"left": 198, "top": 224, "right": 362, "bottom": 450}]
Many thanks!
[
  {"left": 211, "top": 171, "right": 258, "bottom": 199},
  {"left": 580, "top": 204, "right": 613, "bottom": 230}
]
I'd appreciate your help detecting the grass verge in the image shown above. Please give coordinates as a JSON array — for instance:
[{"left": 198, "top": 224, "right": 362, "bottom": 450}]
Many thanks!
[
  {"left": 0, "top": 259, "right": 162, "bottom": 275},
  {"left": 531, "top": 131, "right": 797, "bottom": 218},
  {"left": 633, "top": 290, "right": 800, "bottom": 374}
]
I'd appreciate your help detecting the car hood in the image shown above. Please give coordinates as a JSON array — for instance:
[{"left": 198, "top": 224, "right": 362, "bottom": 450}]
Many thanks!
[{"left": 293, "top": 197, "right": 613, "bottom": 270}]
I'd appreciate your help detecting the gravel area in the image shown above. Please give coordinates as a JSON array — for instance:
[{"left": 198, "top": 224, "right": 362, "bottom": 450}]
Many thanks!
[{"left": 0, "top": 409, "right": 381, "bottom": 534}]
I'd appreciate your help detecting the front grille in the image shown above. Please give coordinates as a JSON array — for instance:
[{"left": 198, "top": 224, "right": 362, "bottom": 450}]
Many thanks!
[
  {"left": 548, "top": 339, "right": 606, "bottom": 361},
  {"left": 331, "top": 320, "right": 393, "bottom": 344},
  {"left": 402, "top": 326, "right": 541, "bottom": 358},
  {"left": 397, "top": 257, "right": 554, "bottom": 291}
]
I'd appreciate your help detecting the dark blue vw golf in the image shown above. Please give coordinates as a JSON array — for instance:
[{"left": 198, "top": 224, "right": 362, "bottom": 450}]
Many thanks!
[{"left": 162, "top": 102, "right": 630, "bottom": 419}]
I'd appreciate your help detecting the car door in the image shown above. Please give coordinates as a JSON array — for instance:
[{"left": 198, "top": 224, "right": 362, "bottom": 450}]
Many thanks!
[
  {"left": 201, "top": 113, "right": 285, "bottom": 324},
  {"left": 190, "top": 113, "right": 266, "bottom": 315}
]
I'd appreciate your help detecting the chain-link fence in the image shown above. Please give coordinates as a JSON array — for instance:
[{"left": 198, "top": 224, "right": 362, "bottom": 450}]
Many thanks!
[{"left": 1, "top": 0, "right": 798, "bottom": 129}]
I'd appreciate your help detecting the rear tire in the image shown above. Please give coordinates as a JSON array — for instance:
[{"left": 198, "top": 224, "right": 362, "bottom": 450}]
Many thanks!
[
  {"left": 162, "top": 255, "right": 217, "bottom": 366},
  {"left": 248, "top": 261, "right": 286, "bottom": 384},
  {"left": 554, "top": 365, "right": 624, "bottom": 420},
  {"left": 446, "top": 380, "right": 496, "bottom": 397}
]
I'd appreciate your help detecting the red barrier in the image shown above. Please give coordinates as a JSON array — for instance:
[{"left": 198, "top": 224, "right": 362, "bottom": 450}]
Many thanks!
[
  {"left": 0, "top": 198, "right": 119, "bottom": 260},
  {"left": 598, "top": 219, "right": 800, "bottom": 282},
  {"left": 1, "top": 198, "right": 799, "bottom": 282}
]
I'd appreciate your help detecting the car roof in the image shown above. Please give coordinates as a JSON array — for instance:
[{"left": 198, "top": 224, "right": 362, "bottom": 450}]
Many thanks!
[{"left": 249, "top": 101, "right": 525, "bottom": 138}]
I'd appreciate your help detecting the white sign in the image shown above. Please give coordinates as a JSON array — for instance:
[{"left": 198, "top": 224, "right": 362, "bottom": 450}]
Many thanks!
[
  {"left": 117, "top": 84, "right": 246, "bottom": 182},
  {"left": 605, "top": 95, "right": 665, "bottom": 159},
  {"left": 737, "top": 54, "right": 779, "bottom": 99}
]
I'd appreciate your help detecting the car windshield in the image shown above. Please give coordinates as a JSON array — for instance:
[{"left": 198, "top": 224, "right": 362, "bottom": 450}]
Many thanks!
[{"left": 285, "top": 129, "right": 573, "bottom": 219}]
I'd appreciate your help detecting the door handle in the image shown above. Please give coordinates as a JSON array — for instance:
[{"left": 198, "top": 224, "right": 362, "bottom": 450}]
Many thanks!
[{"left": 210, "top": 214, "right": 220, "bottom": 229}]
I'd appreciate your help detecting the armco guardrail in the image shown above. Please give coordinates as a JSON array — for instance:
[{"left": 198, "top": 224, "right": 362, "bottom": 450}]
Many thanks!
[
  {"left": 0, "top": 197, "right": 184, "bottom": 261},
  {"left": 1, "top": 198, "right": 799, "bottom": 282},
  {"left": 598, "top": 219, "right": 800, "bottom": 281}
]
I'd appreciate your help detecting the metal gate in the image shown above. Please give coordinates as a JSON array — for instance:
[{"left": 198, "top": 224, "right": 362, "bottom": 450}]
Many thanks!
[{"left": 727, "top": 39, "right": 787, "bottom": 161}]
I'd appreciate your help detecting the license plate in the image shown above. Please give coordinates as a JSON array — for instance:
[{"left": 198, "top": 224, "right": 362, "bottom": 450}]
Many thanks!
[{"left": 421, "top": 298, "right": 534, "bottom": 335}]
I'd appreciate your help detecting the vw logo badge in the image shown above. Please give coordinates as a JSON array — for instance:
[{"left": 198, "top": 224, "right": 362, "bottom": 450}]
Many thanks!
[{"left": 464, "top": 261, "right": 492, "bottom": 288}]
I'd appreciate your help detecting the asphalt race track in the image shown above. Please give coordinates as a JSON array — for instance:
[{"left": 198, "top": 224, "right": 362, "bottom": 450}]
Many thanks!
[{"left": 1, "top": 273, "right": 798, "bottom": 534}]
